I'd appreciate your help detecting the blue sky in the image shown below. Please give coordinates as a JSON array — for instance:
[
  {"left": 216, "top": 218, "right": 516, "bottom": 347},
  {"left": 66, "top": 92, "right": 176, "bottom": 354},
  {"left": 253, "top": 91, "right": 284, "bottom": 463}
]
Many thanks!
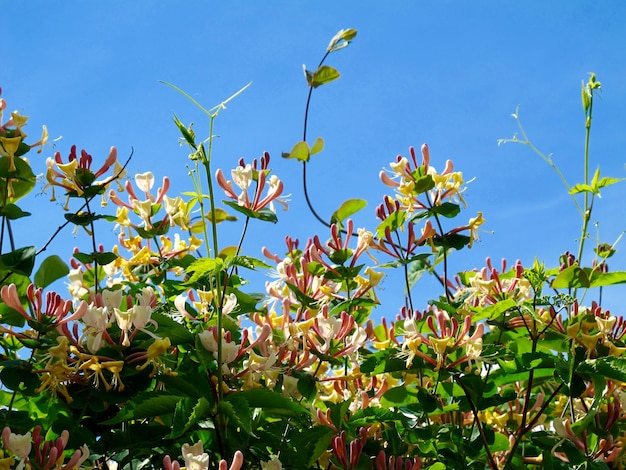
[{"left": 4, "top": 1, "right": 626, "bottom": 314}]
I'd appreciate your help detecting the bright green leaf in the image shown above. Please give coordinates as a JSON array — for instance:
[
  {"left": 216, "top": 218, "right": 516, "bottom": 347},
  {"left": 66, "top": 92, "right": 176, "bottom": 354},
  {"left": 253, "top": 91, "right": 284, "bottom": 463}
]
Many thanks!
[
  {"left": 330, "top": 198, "right": 367, "bottom": 228},
  {"left": 186, "top": 257, "right": 225, "bottom": 284},
  {"left": 310, "top": 65, "right": 341, "bottom": 88},
  {"left": 310, "top": 137, "right": 324, "bottom": 155},
  {"left": 282, "top": 141, "right": 310, "bottom": 162}
]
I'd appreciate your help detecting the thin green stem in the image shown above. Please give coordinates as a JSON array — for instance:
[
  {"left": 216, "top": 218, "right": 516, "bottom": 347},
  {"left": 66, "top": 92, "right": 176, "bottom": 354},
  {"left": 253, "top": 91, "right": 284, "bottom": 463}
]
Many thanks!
[
  {"left": 500, "top": 109, "right": 583, "bottom": 218},
  {"left": 84, "top": 198, "right": 99, "bottom": 294},
  {"left": 576, "top": 91, "right": 594, "bottom": 266},
  {"left": 202, "top": 116, "right": 225, "bottom": 403}
]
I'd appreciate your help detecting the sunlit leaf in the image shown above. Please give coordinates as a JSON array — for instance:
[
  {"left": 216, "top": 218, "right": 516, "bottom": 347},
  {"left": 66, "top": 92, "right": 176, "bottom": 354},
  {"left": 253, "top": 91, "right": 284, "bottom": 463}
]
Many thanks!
[
  {"left": 310, "top": 137, "right": 324, "bottom": 155},
  {"left": 330, "top": 198, "right": 367, "bottom": 228},
  {"left": 309, "top": 65, "right": 340, "bottom": 88},
  {"left": 282, "top": 141, "right": 310, "bottom": 162}
]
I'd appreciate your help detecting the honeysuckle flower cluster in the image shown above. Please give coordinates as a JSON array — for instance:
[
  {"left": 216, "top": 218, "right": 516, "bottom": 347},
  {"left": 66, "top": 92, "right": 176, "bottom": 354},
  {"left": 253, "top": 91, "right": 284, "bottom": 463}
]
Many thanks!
[
  {"left": 3, "top": 42, "right": 626, "bottom": 470},
  {"left": 45, "top": 144, "right": 122, "bottom": 207},
  {"left": 216, "top": 152, "right": 288, "bottom": 214}
]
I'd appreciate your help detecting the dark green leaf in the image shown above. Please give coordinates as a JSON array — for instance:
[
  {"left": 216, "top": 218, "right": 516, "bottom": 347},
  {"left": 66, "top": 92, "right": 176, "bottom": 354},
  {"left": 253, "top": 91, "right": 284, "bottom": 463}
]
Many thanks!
[
  {"left": 578, "top": 356, "right": 626, "bottom": 383},
  {"left": 237, "top": 388, "right": 308, "bottom": 415},
  {"left": 151, "top": 310, "right": 195, "bottom": 345},
  {"left": 0, "top": 246, "right": 36, "bottom": 276},
  {"left": 222, "top": 200, "right": 278, "bottom": 223},
  {"left": 34, "top": 255, "right": 70, "bottom": 288},
  {"left": 102, "top": 391, "right": 183, "bottom": 425},
  {"left": 223, "top": 392, "right": 252, "bottom": 435},
  {"left": 0, "top": 203, "right": 31, "bottom": 219},
  {"left": 93, "top": 251, "right": 118, "bottom": 265},
  {"left": 296, "top": 373, "right": 317, "bottom": 402},
  {"left": 434, "top": 233, "right": 470, "bottom": 250}
]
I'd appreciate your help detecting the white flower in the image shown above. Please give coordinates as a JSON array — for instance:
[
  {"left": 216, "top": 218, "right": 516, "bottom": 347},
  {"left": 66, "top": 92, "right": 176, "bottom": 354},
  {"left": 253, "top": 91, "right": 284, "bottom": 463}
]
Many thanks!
[
  {"left": 182, "top": 441, "right": 209, "bottom": 470},
  {"left": 261, "top": 455, "right": 283, "bottom": 470},
  {"left": 1, "top": 427, "right": 31, "bottom": 470}
]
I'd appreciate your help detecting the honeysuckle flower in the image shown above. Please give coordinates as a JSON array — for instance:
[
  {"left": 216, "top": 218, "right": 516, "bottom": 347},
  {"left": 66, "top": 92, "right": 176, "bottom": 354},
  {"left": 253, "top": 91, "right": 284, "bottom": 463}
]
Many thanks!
[
  {"left": 0, "top": 283, "right": 87, "bottom": 331},
  {"left": 215, "top": 152, "right": 287, "bottom": 213},
  {"left": 219, "top": 451, "right": 244, "bottom": 470},
  {"left": 380, "top": 144, "right": 471, "bottom": 213},
  {"left": 199, "top": 328, "right": 240, "bottom": 373},
  {"left": 29, "top": 427, "right": 90, "bottom": 470},
  {"left": 1, "top": 428, "right": 31, "bottom": 470},
  {"left": 163, "top": 195, "right": 191, "bottom": 229},
  {"left": 221, "top": 292, "right": 238, "bottom": 316},
  {"left": 260, "top": 455, "right": 283, "bottom": 470},
  {"left": 128, "top": 337, "right": 173, "bottom": 375},
  {"left": 181, "top": 441, "right": 209, "bottom": 470},
  {"left": 45, "top": 145, "right": 119, "bottom": 202},
  {"left": 81, "top": 303, "right": 112, "bottom": 353},
  {"left": 108, "top": 172, "right": 172, "bottom": 232},
  {"left": 77, "top": 355, "right": 125, "bottom": 391},
  {"left": 459, "top": 258, "right": 531, "bottom": 307}
]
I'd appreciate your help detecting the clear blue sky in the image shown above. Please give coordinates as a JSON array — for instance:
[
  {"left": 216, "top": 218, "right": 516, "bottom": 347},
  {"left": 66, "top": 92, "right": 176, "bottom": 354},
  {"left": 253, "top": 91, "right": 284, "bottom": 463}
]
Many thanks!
[{"left": 4, "top": 1, "right": 626, "bottom": 314}]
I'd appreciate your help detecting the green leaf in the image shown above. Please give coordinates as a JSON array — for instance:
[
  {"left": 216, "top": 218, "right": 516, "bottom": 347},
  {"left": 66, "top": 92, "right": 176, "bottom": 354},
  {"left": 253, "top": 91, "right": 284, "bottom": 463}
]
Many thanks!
[
  {"left": 94, "top": 252, "right": 118, "bottom": 265},
  {"left": 186, "top": 257, "right": 225, "bottom": 284},
  {"left": 0, "top": 203, "right": 31, "bottom": 219},
  {"left": 282, "top": 141, "right": 310, "bottom": 162},
  {"left": 73, "top": 251, "right": 117, "bottom": 266},
  {"left": 151, "top": 310, "right": 195, "bottom": 345},
  {"left": 0, "top": 246, "right": 36, "bottom": 277},
  {"left": 34, "top": 255, "right": 70, "bottom": 289},
  {"left": 102, "top": 391, "right": 183, "bottom": 425},
  {"left": 434, "top": 233, "right": 470, "bottom": 250},
  {"left": 63, "top": 212, "right": 104, "bottom": 226},
  {"left": 578, "top": 356, "right": 626, "bottom": 383},
  {"left": 206, "top": 207, "right": 238, "bottom": 224},
  {"left": 310, "top": 137, "right": 324, "bottom": 155},
  {"left": 222, "top": 200, "right": 278, "bottom": 223},
  {"left": 237, "top": 388, "right": 308, "bottom": 415},
  {"left": 330, "top": 199, "right": 367, "bottom": 227},
  {"left": 170, "top": 396, "right": 212, "bottom": 438},
  {"left": 172, "top": 114, "right": 196, "bottom": 146},
  {"left": 552, "top": 266, "right": 626, "bottom": 288},
  {"left": 227, "top": 255, "right": 272, "bottom": 270},
  {"left": 0, "top": 156, "right": 36, "bottom": 203},
  {"left": 427, "top": 463, "right": 447, "bottom": 470},
  {"left": 429, "top": 202, "right": 461, "bottom": 218},
  {"left": 223, "top": 392, "right": 252, "bottom": 435},
  {"left": 295, "top": 373, "right": 317, "bottom": 401},
  {"left": 471, "top": 298, "right": 517, "bottom": 322},
  {"left": 375, "top": 210, "right": 407, "bottom": 239},
  {"left": 309, "top": 65, "right": 341, "bottom": 88},
  {"left": 413, "top": 174, "right": 435, "bottom": 193},
  {"left": 569, "top": 183, "right": 594, "bottom": 195},
  {"left": 381, "top": 385, "right": 420, "bottom": 407}
]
